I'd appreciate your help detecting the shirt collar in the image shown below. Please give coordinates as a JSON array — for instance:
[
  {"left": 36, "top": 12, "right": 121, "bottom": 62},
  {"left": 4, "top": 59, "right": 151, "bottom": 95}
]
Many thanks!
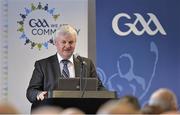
[{"left": 57, "top": 53, "right": 74, "bottom": 64}]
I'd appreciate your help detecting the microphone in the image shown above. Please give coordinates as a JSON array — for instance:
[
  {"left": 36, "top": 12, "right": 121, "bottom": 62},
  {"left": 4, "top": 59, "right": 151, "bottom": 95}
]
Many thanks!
[
  {"left": 74, "top": 53, "right": 87, "bottom": 65},
  {"left": 74, "top": 53, "right": 87, "bottom": 98},
  {"left": 74, "top": 53, "right": 82, "bottom": 62}
]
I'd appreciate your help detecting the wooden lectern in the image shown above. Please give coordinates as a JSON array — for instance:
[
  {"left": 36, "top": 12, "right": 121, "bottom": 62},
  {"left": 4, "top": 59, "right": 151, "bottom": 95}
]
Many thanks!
[{"left": 31, "top": 90, "right": 117, "bottom": 114}]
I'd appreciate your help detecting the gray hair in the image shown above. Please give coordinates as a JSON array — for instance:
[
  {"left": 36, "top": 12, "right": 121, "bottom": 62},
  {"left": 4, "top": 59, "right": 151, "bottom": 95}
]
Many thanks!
[
  {"left": 53, "top": 24, "right": 77, "bottom": 42},
  {"left": 148, "top": 88, "right": 178, "bottom": 112}
]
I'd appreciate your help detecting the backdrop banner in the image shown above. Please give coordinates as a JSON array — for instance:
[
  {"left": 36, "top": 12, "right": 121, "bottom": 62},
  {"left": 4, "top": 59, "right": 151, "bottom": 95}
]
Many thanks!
[
  {"left": 6, "top": 0, "right": 87, "bottom": 113},
  {"left": 96, "top": 0, "right": 180, "bottom": 105}
]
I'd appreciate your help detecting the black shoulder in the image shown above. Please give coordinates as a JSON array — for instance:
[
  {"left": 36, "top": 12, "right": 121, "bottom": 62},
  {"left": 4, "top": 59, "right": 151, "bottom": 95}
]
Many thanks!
[
  {"left": 81, "top": 57, "right": 94, "bottom": 63},
  {"left": 36, "top": 54, "right": 57, "bottom": 63}
]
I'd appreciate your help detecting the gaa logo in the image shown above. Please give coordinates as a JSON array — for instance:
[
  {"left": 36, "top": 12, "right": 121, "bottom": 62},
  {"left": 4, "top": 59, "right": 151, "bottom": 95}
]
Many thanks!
[
  {"left": 17, "top": 2, "right": 60, "bottom": 50},
  {"left": 112, "top": 13, "right": 167, "bottom": 36},
  {"left": 29, "top": 19, "right": 49, "bottom": 28}
]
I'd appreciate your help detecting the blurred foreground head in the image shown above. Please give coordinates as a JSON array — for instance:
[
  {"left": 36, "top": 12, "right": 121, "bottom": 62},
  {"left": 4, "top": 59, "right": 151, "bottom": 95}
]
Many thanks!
[
  {"left": 148, "top": 88, "right": 178, "bottom": 112},
  {"left": 141, "top": 104, "right": 164, "bottom": 114},
  {"left": 31, "top": 105, "right": 63, "bottom": 114},
  {"left": 60, "top": 107, "right": 85, "bottom": 115},
  {"left": 119, "top": 95, "right": 141, "bottom": 110},
  {"left": 0, "top": 103, "right": 19, "bottom": 114},
  {"left": 97, "top": 96, "right": 140, "bottom": 114}
]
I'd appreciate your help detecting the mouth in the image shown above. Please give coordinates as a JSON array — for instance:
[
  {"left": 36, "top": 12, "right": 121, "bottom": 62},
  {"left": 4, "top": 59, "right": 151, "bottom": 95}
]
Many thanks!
[
  {"left": 64, "top": 49, "right": 73, "bottom": 53},
  {"left": 64, "top": 49, "right": 71, "bottom": 52}
]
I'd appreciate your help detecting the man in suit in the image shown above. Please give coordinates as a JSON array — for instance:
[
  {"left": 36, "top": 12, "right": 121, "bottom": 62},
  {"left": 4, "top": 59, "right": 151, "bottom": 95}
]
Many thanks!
[{"left": 26, "top": 25, "right": 104, "bottom": 103}]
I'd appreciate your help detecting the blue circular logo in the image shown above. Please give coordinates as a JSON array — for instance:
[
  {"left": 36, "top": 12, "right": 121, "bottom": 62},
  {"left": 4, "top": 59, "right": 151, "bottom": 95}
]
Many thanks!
[{"left": 17, "top": 2, "right": 60, "bottom": 50}]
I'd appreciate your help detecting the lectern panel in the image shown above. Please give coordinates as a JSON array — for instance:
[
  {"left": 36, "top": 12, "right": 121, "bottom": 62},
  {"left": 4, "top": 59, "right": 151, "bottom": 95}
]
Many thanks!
[{"left": 48, "top": 90, "right": 117, "bottom": 98}]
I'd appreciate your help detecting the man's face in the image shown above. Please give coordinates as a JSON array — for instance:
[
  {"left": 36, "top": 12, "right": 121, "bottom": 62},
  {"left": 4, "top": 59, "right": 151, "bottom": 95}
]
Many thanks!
[{"left": 55, "top": 33, "right": 76, "bottom": 59}]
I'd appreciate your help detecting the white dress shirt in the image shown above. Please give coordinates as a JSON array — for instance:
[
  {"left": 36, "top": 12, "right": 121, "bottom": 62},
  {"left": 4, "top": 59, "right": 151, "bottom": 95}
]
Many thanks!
[{"left": 57, "top": 53, "right": 75, "bottom": 78}]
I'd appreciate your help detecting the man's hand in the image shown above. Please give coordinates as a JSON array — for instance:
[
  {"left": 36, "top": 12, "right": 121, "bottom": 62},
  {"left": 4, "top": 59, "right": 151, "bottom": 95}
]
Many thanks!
[{"left": 37, "top": 91, "right": 47, "bottom": 101}]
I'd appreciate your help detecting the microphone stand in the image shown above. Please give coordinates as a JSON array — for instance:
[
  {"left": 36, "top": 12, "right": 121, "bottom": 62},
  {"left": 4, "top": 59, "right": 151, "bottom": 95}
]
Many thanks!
[
  {"left": 80, "top": 62, "right": 84, "bottom": 91},
  {"left": 80, "top": 62, "right": 87, "bottom": 98},
  {"left": 75, "top": 54, "right": 87, "bottom": 98}
]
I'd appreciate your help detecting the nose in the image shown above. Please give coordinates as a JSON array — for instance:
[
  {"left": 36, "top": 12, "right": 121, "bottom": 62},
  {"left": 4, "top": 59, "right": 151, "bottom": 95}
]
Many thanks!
[{"left": 64, "top": 43, "right": 71, "bottom": 48}]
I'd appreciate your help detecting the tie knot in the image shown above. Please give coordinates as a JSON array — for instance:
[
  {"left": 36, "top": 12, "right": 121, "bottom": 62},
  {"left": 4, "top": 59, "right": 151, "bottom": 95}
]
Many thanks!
[{"left": 61, "top": 59, "right": 69, "bottom": 65}]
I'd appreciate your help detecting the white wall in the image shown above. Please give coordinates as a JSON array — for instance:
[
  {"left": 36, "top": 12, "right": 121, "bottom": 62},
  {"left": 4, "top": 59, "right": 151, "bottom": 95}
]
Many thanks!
[
  {"left": 0, "top": 0, "right": 2, "bottom": 101},
  {"left": 0, "top": 0, "right": 8, "bottom": 102}
]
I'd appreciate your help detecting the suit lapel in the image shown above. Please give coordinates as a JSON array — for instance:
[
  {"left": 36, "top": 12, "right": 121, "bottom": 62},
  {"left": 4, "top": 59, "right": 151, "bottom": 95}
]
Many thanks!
[
  {"left": 73, "top": 55, "right": 81, "bottom": 77},
  {"left": 51, "top": 54, "right": 62, "bottom": 78}
]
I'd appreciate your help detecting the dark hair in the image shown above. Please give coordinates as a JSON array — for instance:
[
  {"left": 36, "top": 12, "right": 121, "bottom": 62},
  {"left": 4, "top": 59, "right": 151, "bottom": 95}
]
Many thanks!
[
  {"left": 141, "top": 104, "right": 164, "bottom": 114},
  {"left": 120, "top": 95, "right": 141, "bottom": 110}
]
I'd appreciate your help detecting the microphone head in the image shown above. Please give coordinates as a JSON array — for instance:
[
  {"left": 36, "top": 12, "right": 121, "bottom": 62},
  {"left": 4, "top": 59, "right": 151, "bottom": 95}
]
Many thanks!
[
  {"left": 74, "top": 53, "right": 79, "bottom": 58},
  {"left": 74, "top": 53, "right": 83, "bottom": 62}
]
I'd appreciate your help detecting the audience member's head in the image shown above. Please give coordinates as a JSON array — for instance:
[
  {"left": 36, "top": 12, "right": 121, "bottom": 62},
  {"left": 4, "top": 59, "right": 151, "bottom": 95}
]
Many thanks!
[
  {"left": 97, "top": 96, "right": 140, "bottom": 114},
  {"left": 0, "top": 102, "right": 19, "bottom": 114},
  {"left": 141, "top": 104, "right": 164, "bottom": 114},
  {"left": 148, "top": 88, "right": 178, "bottom": 112},
  {"left": 119, "top": 95, "right": 141, "bottom": 110},
  {"left": 60, "top": 107, "right": 85, "bottom": 115},
  {"left": 161, "top": 111, "right": 180, "bottom": 114},
  {"left": 31, "top": 105, "right": 63, "bottom": 114}
]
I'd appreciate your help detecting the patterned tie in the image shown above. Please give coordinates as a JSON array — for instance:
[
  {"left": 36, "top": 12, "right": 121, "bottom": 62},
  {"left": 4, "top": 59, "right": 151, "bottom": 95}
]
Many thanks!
[{"left": 61, "top": 60, "right": 69, "bottom": 78}]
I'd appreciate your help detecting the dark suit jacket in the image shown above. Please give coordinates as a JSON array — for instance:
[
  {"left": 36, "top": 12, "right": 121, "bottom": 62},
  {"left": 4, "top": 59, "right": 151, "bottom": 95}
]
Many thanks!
[{"left": 26, "top": 54, "right": 104, "bottom": 103}]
